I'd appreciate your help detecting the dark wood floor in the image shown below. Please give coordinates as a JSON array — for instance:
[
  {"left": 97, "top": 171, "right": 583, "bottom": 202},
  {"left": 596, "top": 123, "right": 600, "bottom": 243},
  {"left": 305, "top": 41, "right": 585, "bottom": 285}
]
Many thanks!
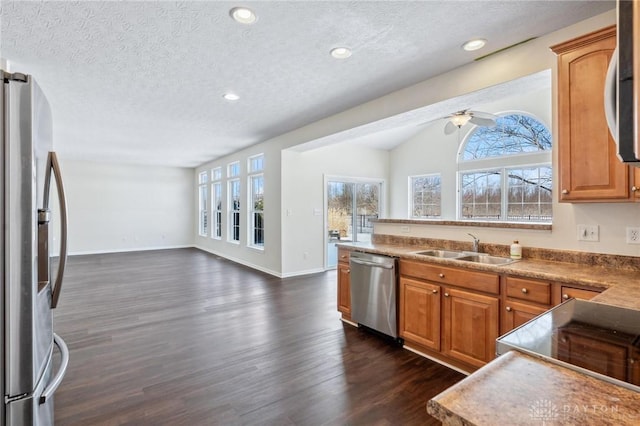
[{"left": 53, "top": 248, "right": 464, "bottom": 425}]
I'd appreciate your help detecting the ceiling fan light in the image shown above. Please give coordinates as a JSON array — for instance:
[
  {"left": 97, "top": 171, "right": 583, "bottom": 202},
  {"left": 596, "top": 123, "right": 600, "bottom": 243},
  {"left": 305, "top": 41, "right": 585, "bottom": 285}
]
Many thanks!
[{"left": 450, "top": 114, "right": 472, "bottom": 127}]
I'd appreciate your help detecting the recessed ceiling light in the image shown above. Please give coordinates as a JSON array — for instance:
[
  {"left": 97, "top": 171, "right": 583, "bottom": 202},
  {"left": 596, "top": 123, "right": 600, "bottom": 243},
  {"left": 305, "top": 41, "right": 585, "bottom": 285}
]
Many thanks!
[
  {"left": 330, "top": 47, "right": 352, "bottom": 59},
  {"left": 229, "top": 7, "right": 257, "bottom": 24},
  {"left": 223, "top": 93, "right": 240, "bottom": 101},
  {"left": 462, "top": 38, "right": 487, "bottom": 51}
]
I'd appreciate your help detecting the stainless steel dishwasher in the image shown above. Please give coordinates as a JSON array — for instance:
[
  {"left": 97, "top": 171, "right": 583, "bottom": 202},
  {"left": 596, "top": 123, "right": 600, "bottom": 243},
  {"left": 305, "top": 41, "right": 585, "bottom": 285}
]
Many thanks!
[{"left": 349, "top": 251, "right": 398, "bottom": 339}]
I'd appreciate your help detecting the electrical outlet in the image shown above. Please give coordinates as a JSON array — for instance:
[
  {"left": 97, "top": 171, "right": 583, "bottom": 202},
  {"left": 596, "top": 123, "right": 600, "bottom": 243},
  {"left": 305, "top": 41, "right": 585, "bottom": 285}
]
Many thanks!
[
  {"left": 626, "top": 227, "right": 640, "bottom": 244},
  {"left": 577, "top": 224, "right": 599, "bottom": 242}
]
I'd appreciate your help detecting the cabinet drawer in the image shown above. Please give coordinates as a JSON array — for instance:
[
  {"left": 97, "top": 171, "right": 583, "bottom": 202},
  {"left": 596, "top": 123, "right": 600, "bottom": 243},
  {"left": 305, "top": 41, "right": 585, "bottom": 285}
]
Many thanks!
[
  {"left": 505, "top": 277, "right": 551, "bottom": 305},
  {"left": 400, "top": 260, "right": 499, "bottom": 295},
  {"left": 337, "top": 248, "right": 351, "bottom": 264},
  {"left": 560, "top": 286, "right": 601, "bottom": 302}
]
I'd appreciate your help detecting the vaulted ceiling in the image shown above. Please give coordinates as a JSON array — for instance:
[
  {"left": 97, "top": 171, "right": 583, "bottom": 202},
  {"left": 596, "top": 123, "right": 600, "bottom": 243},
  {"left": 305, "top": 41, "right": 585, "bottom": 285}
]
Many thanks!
[{"left": 1, "top": 1, "right": 614, "bottom": 167}]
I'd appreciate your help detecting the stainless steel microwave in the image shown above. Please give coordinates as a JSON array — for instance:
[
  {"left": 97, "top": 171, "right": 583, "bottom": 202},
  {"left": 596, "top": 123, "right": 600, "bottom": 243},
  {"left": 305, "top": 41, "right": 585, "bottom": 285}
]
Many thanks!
[{"left": 605, "top": 0, "right": 638, "bottom": 165}]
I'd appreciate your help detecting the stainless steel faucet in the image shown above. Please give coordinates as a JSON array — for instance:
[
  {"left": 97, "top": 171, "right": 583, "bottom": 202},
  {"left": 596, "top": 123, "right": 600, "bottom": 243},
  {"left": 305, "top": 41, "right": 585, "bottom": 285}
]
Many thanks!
[{"left": 468, "top": 233, "right": 480, "bottom": 252}]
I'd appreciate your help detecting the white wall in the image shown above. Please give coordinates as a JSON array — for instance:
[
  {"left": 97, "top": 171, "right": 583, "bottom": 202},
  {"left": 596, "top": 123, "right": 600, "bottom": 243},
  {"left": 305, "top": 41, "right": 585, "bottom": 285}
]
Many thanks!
[
  {"left": 195, "top": 9, "right": 639, "bottom": 274},
  {"left": 60, "top": 160, "right": 194, "bottom": 255},
  {"left": 281, "top": 144, "right": 389, "bottom": 275}
]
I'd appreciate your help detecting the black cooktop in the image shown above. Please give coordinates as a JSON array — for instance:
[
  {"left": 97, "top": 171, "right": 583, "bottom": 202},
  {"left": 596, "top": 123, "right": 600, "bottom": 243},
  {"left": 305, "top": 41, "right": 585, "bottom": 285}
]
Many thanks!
[{"left": 497, "top": 299, "right": 640, "bottom": 391}]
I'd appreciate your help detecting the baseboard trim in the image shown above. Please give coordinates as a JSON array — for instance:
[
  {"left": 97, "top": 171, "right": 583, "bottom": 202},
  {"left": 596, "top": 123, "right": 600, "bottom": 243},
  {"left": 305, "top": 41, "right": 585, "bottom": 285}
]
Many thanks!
[
  {"left": 194, "top": 245, "right": 283, "bottom": 278},
  {"left": 403, "top": 346, "right": 471, "bottom": 376},
  {"left": 69, "top": 245, "right": 195, "bottom": 256}
]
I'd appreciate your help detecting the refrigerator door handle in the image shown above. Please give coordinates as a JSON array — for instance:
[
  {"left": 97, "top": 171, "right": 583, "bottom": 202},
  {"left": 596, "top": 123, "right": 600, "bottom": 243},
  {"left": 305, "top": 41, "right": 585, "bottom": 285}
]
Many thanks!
[
  {"left": 43, "top": 151, "right": 68, "bottom": 308},
  {"left": 40, "top": 333, "right": 69, "bottom": 404}
]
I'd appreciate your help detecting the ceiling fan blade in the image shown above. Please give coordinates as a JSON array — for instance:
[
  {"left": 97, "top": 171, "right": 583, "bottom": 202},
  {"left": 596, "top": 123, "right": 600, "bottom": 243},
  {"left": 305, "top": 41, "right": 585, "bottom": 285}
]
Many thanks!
[
  {"left": 468, "top": 110, "right": 498, "bottom": 120},
  {"left": 469, "top": 116, "right": 496, "bottom": 127},
  {"left": 444, "top": 121, "right": 458, "bottom": 135}
]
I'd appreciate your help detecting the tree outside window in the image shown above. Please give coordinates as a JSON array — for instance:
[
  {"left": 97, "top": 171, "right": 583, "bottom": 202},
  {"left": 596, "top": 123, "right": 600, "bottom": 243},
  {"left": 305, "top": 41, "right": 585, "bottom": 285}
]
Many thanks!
[{"left": 459, "top": 113, "right": 552, "bottom": 222}]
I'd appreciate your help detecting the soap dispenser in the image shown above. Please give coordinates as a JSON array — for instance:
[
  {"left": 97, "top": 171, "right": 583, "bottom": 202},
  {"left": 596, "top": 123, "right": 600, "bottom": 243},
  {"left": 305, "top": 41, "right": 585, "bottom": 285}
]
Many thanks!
[{"left": 510, "top": 240, "right": 522, "bottom": 260}]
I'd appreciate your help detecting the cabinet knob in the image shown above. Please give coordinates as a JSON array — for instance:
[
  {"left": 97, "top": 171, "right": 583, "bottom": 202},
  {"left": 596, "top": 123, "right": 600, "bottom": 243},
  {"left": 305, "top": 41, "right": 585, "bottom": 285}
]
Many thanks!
[
  {"left": 444, "top": 292, "right": 450, "bottom": 297},
  {"left": 562, "top": 294, "right": 570, "bottom": 300},
  {"left": 632, "top": 186, "right": 638, "bottom": 192},
  {"left": 562, "top": 189, "right": 569, "bottom": 194},
  {"left": 432, "top": 289, "right": 438, "bottom": 294},
  {"left": 521, "top": 288, "right": 528, "bottom": 294},
  {"left": 346, "top": 269, "right": 350, "bottom": 273},
  {"left": 561, "top": 337, "right": 568, "bottom": 343},
  {"left": 630, "top": 359, "right": 637, "bottom": 365},
  {"left": 506, "top": 306, "right": 512, "bottom": 312},
  {"left": 439, "top": 273, "right": 445, "bottom": 278}
]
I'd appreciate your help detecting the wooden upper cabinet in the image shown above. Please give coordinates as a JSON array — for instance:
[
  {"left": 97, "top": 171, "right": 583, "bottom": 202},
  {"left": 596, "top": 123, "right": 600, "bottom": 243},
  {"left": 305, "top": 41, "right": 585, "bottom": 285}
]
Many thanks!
[
  {"left": 634, "top": 168, "right": 640, "bottom": 199},
  {"left": 552, "top": 26, "right": 634, "bottom": 202}
]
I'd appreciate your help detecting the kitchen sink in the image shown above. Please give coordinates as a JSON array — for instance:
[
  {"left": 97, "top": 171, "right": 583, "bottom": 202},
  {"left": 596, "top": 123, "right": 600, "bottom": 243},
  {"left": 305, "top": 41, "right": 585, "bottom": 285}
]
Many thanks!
[
  {"left": 413, "top": 249, "right": 467, "bottom": 258},
  {"left": 456, "top": 254, "right": 516, "bottom": 265}
]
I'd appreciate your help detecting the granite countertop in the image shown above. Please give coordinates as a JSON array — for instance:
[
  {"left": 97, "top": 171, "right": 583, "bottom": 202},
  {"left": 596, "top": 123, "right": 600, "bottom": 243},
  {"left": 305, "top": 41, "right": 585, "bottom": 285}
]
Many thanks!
[
  {"left": 337, "top": 241, "right": 640, "bottom": 307},
  {"left": 427, "top": 351, "right": 640, "bottom": 425},
  {"left": 337, "top": 241, "right": 640, "bottom": 424}
]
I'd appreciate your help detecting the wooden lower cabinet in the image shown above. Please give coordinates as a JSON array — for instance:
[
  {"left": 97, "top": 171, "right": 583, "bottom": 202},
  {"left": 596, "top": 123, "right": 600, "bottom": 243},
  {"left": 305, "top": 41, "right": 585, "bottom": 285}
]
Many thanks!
[
  {"left": 630, "top": 349, "right": 640, "bottom": 386},
  {"left": 442, "top": 287, "right": 499, "bottom": 368},
  {"left": 399, "top": 277, "right": 441, "bottom": 351},
  {"left": 557, "top": 285, "right": 601, "bottom": 304},
  {"left": 556, "top": 324, "right": 637, "bottom": 384},
  {"left": 337, "top": 262, "right": 351, "bottom": 319},
  {"left": 502, "top": 300, "right": 549, "bottom": 334}
]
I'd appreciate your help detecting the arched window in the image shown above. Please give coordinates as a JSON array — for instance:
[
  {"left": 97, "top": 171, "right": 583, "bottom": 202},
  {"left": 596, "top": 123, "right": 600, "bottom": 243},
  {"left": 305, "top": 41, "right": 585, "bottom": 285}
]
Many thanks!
[{"left": 458, "top": 113, "right": 552, "bottom": 222}]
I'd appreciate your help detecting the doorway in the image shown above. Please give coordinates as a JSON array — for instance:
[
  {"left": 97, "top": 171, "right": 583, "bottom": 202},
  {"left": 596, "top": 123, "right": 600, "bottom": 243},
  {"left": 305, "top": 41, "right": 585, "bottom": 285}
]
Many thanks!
[{"left": 325, "top": 177, "right": 382, "bottom": 268}]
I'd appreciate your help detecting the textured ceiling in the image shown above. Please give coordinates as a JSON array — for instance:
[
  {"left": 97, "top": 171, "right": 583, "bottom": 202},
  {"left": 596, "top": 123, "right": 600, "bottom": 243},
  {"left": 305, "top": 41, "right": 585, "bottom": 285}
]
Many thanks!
[{"left": 1, "top": 1, "right": 614, "bottom": 167}]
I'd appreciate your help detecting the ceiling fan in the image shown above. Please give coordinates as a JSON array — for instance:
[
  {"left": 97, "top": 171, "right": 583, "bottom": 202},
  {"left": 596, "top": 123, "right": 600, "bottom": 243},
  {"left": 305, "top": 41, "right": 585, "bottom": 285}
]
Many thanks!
[{"left": 443, "top": 109, "right": 498, "bottom": 135}]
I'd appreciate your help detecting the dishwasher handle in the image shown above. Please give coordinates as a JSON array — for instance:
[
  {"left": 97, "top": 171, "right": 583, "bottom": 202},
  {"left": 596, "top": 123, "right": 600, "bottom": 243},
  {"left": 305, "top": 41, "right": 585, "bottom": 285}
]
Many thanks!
[{"left": 350, "top": 258, "right": 395, "bottom": 270}]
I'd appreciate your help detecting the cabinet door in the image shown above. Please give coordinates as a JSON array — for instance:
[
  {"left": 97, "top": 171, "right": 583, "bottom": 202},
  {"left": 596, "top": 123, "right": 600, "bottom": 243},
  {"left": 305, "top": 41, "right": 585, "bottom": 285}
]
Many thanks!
[
  {"left": 633, "top": 168, "right": 640, "bottom": 200},
  {"left": 630, "top": 349, "right": 640, "bottom": 386},
  {"left": 337, "top": 263, "right": 351, "bottom": 317},
  {"left": 442, "top": 287, "right": 499, "bottom": 368},
  {"left": 553, "top": 27, "right": 629, "bottom": 201},
  {"left": 559, "top": 286, "right": 601, "bottom": 304},
  {"left": 557, "top": 329, "right": 628, "bottom": 382},
  {"left": 502, "top": 300, "right": 548, "bottom": 334},
  {"left": 399, "top": 277, "right": 441, "bottom": 351}
]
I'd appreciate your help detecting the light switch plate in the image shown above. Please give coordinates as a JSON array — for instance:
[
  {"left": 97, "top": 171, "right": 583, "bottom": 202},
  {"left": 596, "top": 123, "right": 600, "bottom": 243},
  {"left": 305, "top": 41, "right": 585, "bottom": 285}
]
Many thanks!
[{"left": 577, "top": 224, "right": 599, "bottom": 242}]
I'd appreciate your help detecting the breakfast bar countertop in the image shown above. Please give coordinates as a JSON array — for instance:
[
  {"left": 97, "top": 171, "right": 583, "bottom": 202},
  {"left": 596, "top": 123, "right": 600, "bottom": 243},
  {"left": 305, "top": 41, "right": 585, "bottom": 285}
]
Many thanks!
[{"left": 426, "top": 350, "right": 640, "bottom": 425}]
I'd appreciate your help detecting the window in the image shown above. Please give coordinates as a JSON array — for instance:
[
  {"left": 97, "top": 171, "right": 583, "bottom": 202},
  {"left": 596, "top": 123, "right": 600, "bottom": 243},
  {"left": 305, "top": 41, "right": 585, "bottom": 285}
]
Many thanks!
[
  {"left": 248, "top": 154, "right": 264, "bottom": 248},
  {"left": 410, "top": 174, "right": 441, "bottom": 218},
  {"left": 211, "top": 167, "right": 222, "bottom": 239},
  {"left": 228, "top": 179, "right": 240, "bottom": 242},
  {"left": 212, "top": 167, "right": 222, "bottom": 181},
  {"left": 248, "top": 154, "right": 264, "bottom": 173},
  {"left": 228, "top": 161, "right": 240, "bottom": 178},
  {"left": 249, "top": 175, "right": 264, "bottom": 247},
  {"left": 198, "top": 171, "right": 208, "bottom": 236},
  {"left": 458, "top": 114, "right": 552, "bottom": 222}
]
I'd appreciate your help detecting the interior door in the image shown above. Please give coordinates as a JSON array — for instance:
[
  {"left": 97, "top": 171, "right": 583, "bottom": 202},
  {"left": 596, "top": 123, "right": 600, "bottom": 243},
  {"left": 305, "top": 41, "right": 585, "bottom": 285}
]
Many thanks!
[{"left": 325, "top": 178, "right": 381, "bottom": 269}]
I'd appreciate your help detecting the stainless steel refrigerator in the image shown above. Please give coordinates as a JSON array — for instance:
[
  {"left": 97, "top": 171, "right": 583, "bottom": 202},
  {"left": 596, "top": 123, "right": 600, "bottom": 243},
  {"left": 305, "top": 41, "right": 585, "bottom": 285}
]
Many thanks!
[{"left": 2, "top": 70, "right": 69, "bottom": 425}]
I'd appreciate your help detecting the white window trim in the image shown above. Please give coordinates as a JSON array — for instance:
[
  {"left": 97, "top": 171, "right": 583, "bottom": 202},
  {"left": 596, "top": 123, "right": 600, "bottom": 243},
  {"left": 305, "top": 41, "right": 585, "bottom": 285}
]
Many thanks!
[
  {"left": 198, "top": 171, "right": 209, "bottom": 237},
  {"left": 248, "top": 153, "right": 264, "bottom": 173},
  {"left": 211, "top": 181, "right": 222, "bottom": 240},
  {"left": 457, "top": 163, "right": 552, "bottom": 223},
  {"left": 456, "top": 112, "right": 553, "bottom": 223},
  {"left": 228, "top": 178, "right": 241, "bottom": 244},
  {"left": 247, "top": 173, "right": 264, "bottom": 250},
  {"left": 408, "top": 173, "right": 442, "bottom": 219},
  {"left": 227, "top": 161, "right": 240, "bottom": 178}
]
